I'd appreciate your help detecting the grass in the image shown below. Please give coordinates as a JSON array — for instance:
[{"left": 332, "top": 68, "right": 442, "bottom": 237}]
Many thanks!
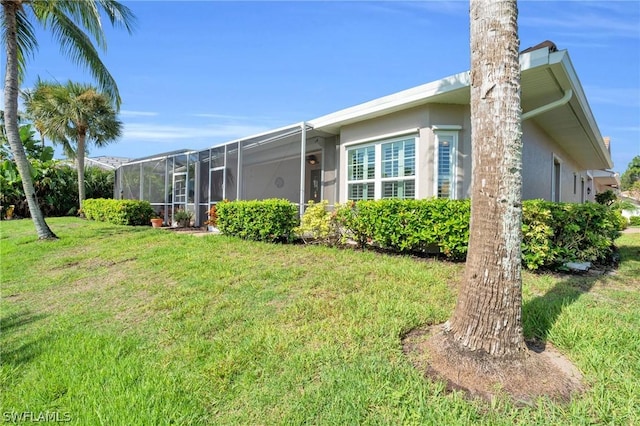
[{"left": 1, "top": 218, "right": 639, "bottom": 425}]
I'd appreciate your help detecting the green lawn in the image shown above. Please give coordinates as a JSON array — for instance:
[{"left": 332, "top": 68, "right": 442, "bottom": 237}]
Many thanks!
[{"left": 1, "top": 218, "right": 639, "bottom": 425}]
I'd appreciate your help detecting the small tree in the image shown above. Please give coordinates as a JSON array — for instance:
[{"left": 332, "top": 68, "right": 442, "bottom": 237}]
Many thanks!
[
  {"left": 621, "top": 156, "right": 640, "bottom": 191},
  {"left": 24, "top": 80, "right": 122, "bottom": 210}
]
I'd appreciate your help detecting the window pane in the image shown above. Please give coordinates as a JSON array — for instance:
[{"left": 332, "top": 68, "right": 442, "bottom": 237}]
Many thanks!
[
  {"left": 348, "top": 183, "right": 374, "bottom": 201},
  {"left": 348, "top": 146, "right": 374, "bottom": 181},
  {"left": 437, "top": 136, "right": 452, "bottom": 198},
  {"left": 382, "top": 180, "right": 415, "bottom": 199},
  {"left": 381, "top": 139, "right": 415, "bottom": 179}
]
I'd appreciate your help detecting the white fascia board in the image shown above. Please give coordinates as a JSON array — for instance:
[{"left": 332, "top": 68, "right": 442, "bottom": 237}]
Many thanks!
[
  {"left": 310, "top": 49, "right": 552, "bottom": 133},
  {"left": 591, "top": 169, "right": 621, "bottom": 186},
  {"left": 309, "top": 71, "right": 470, "bottom": 131},
  {"left": 519, "top": 47, "right": 552, "bottom": 71},
  {"left": 549, "top": 50, "right": 613, "bottom": 169}
]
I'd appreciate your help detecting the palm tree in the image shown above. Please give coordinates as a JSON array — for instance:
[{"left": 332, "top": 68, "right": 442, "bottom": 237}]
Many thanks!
[
  {"left": 21, "top": 81, "right": 51, "bottom": 148},
  {"left": 2, "top": 0, "right": 135, "bottom": 239},
  {"left": 444, "top": 0, "right": 527, "bottom": 358},
  {"left": 25, "top": 80, "right": 122, "bottom": 209}
]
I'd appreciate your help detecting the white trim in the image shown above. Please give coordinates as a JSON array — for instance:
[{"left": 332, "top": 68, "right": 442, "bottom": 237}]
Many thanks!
[
  {"left": 433, "top": 130, "right": 459, "bottom": 199},
  {"left": 431, "top": 125, "right": 462, "bottom": 131},
  {"left": 342, "top": 128, "right": 419, "bottom": 148},
  {"left": 345, "top": 135, "right": 417, "bottom": 200}
]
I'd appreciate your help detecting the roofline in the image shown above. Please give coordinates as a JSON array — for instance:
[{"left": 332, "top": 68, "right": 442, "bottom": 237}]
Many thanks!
[
  {"left": 208, "top": 122, "right": 311, "bottom": 149},
  {"left": 308, "top": 47, "right": 611, "bottom": 169},
  {"left": 125, "top": 149, "right": 199, "bottom": 165},
  {"left": 309, "top": 72, "right": 470, "bottom": 131},
  {"left": 84, "top": 157, "right": 117, "bottom": 170},
  {"left": 548, "top": 50, "right": 613, "bottom": 169},
  {"left": 308, "top": 48, "right": 560, "bottom": 133}
]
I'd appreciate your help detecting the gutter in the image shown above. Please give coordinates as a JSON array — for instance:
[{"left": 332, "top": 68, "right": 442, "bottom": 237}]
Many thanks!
[{"left": 521, "top": 89, "right": 573, "bottom": 121}]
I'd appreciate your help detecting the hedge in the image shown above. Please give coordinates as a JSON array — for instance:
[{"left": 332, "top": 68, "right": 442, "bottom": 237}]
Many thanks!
[
  {"left": 335, "top": 199, "right": 470, "bottom": 259},
  {"left": 301, "top": 199, "right": 621, "bottom": 270},
  {"left": 216, "top": 199, "right": 299, "bottom": 243},
  {"left": 83, "top": 198, "right": 155, "bottom": 226}
]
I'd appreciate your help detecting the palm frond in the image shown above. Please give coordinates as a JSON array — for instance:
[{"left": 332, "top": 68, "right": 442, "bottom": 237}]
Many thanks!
[
  {"left": 1, "top": 7, "right": 39, "bottom": 82},
  {"left": 98, "top": 0, "right": 136, "bottom": 33},
  {"left": 37, "top": 9, "right": 121, "bottom": 108}
]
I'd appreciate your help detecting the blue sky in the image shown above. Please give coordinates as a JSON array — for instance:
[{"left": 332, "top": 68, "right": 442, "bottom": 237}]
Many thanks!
[{"left": 13, "top": 0, "right": 640, "bottom": 174}]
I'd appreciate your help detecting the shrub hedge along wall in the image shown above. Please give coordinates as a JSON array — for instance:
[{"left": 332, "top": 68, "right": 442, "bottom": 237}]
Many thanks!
[
  {"left": 192, "top": 198, "right": 623, "bottom": 271},
  {"left": 83, "top": 198, "right": 154, "bottom": 226}
]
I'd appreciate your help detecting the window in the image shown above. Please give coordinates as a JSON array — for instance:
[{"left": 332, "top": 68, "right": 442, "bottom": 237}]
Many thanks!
[
  {"left": 434, "top": 131, "right": 458, "bottom": 199},
  {"left": 347, "top": 145, "right": 375, "bottom": 200},
  {"left": 346, "top": 136, "right": 416, "bottom": 200}
]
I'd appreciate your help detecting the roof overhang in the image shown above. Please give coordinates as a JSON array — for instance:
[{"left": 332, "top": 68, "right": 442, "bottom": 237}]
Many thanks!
[
  {"left": 309, "top": 47, "right": 612, "bottom": 170},
  {"left": 591, "top": 169, "right": 621, "bottom": 187}
]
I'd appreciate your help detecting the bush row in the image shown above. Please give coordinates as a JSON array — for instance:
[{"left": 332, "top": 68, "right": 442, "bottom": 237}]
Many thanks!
[
  {"left": 302, "top": 199, "right": 621, "bottom": 270},
  {"left": 335, "top": 199, "right": 471, "bottom": 259},
  {"left": 216, "top": 199, "right": 299, "bottom": 243},
  {"left": 83, "top": 198, "right": 154, "bottom": 226},
  {"left": 214, "top": 198, "right": 622, "bottom": 271}
]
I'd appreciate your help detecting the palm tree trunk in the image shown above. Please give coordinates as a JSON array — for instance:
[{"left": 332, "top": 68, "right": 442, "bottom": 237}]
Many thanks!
[
  {"left": 445, "top": 0, "right": 525, "bottom": 358},
  {"left": 77, "top": 133, "right": 86, "bottom": 210},
  {"left": 2, "top": 2, "right": 57, "bottom": 240}
]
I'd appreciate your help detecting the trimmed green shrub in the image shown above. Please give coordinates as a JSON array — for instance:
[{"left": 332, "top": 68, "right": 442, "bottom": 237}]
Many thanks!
[
  {"left": 217, "top": 199, "right": 299, "bottom": 243},
  {"left": 630, "top": 216, "right": 640, "bottom": 226},
  {"left": 332, "top": 198, "right": 620, "bottom": 270},
  {"left": 522, "top": 200, "right": 621, "bottom": 269},
  {"left": 335, "top": 199, "right": 470, "bottom": 259},
  {"left": 521, "top": 200, "right": 557, "bottom": 270},
  {"left": 83, "top": 198, "right": 154, "bottom": 226},
  {"left": 294, "top": 200, "right": 340, "bottom": 244}
]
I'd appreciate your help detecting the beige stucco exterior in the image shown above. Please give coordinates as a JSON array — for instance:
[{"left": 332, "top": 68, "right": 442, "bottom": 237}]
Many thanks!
[{"left": 331, "top": 102, "right": 594, "bottom": 205}]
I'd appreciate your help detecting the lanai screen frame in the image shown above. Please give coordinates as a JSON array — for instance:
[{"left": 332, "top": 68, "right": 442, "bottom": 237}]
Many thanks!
[{"left": 115, "top": 122, "right": 325, "bottom": 227}]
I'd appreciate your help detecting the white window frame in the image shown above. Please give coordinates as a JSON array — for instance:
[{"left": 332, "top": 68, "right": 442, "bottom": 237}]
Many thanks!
[
  {"left": 345, "top": 135, "right": 418, "bottom": 201},
  {"left": 433, "top": 130, "right": 459, "bottom": 199},
  {"left": 346, "top": 144, "right": 376, "bottom": 200}
]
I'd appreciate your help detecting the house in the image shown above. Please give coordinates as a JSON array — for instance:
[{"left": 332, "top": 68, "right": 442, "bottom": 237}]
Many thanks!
[{"left": 114, "top": 44, "right": 614, "bottom": 227}]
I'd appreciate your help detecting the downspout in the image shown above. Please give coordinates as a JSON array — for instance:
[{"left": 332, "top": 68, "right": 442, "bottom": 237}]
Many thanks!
[
  {"left": 299, "top": 122, "right": 307, "bottom": 217},
  {"left": 522, "top": 89, "right": 573, "bottom": 121}
]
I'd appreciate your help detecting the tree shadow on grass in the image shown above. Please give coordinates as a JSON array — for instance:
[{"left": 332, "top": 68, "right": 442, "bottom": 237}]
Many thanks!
[
  {"left": 522, "top": 274, "right": 599, "bottom": 350},
  {"left": 0, "top": 310, "right": 49, "bottom": 367},
  {"left": 522, "top": 238, "right": 638, "bottom": 350}
]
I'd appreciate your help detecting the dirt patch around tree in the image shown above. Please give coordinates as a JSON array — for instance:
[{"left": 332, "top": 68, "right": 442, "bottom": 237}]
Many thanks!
[{"left": 403, "top": 325, "right": 585, "bottom": 406}]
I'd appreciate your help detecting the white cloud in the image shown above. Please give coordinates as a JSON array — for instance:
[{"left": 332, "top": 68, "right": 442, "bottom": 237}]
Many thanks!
[{"left": 122, "top": 123, "right": 272, "bottom": 142}]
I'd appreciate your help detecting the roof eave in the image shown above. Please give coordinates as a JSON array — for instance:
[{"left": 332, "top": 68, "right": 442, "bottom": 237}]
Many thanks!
[{"left": 548, "top": 50, "right": 613, "bottom": 169}]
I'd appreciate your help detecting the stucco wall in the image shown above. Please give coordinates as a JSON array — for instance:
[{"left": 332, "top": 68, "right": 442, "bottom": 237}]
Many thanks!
[
  {"left": 521, "top": 120, "right": 592, "bottom": 202},
  {"left": 335, "top": 105, "right": 591, "bottom": 203},
  {"left": 337, "top": 104, "right": 469, "bottom": 202}
]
